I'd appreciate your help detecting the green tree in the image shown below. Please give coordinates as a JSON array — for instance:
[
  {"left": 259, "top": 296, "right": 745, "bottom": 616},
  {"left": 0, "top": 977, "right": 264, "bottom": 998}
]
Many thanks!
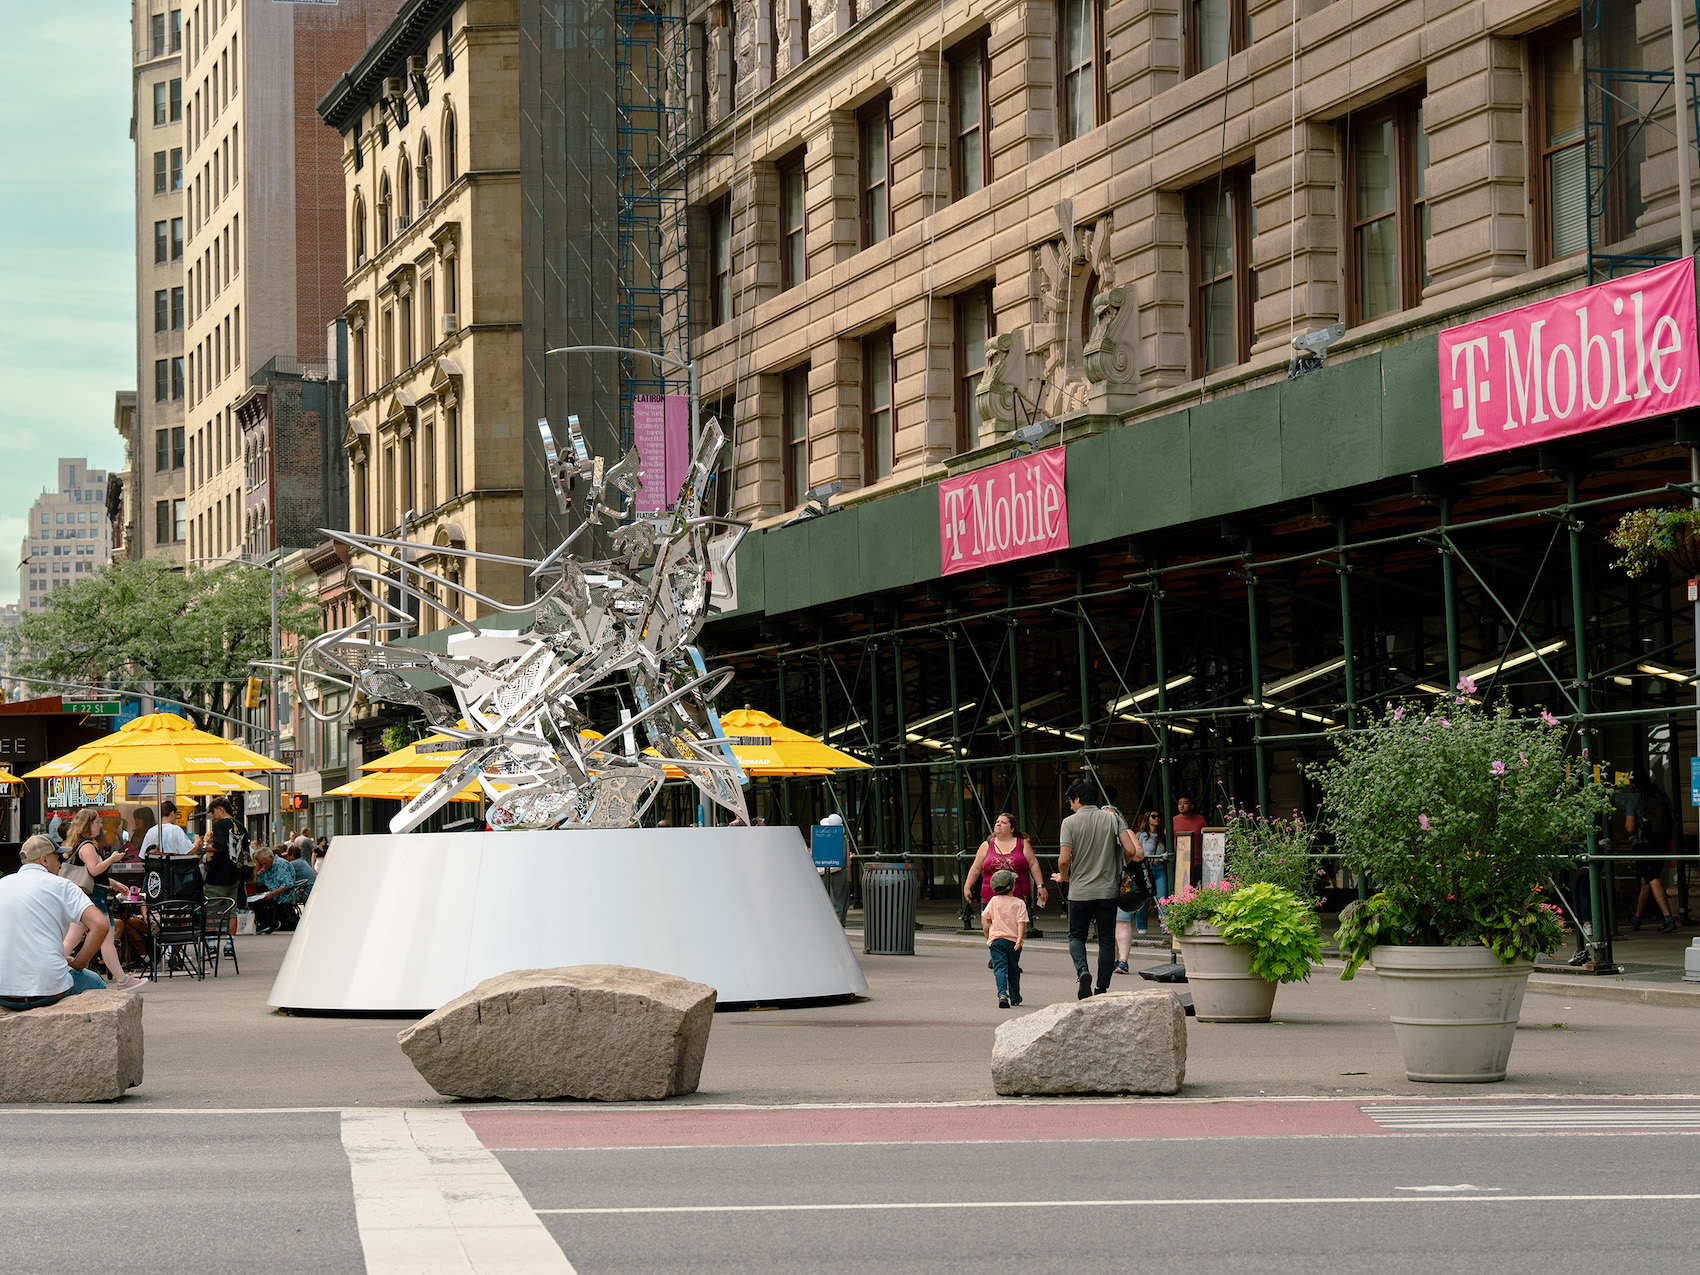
[{"left": 5, "top": 558, "right": 320, "bottom": 724}]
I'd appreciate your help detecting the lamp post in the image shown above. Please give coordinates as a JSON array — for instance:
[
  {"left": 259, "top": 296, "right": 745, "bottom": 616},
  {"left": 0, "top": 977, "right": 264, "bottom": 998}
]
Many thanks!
[{"left": 191, "top": 554, "right": 282, "bottom": 834}]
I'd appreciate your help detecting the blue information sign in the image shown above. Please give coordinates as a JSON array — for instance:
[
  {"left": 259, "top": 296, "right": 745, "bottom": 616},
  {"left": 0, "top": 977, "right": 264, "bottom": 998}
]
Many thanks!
[
  {"left": 810, "top": 824, "right": 846, "bottom": 869},
  {"left": 1691, "top": 756, "right": 1699, "bottom": 807}
]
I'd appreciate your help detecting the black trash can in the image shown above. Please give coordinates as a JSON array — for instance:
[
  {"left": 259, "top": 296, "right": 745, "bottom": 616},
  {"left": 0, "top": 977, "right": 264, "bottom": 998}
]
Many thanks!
[
  {"left": 862, "top": 860, "right": 917, "bottom": 955},
  {"left": 144, "top": 855, "right": 203, "bottom": 905}
]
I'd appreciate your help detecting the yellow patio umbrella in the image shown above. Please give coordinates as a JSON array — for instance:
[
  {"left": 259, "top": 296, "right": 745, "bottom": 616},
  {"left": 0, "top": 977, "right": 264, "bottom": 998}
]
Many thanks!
[
  {"left": 359, "top": 725, "right": 480, "bottom": 773},
  {"left": 717, "top": 708, "right": 870, "bottom": 774},
  {"left": 22, "top": 712, "right": 291, "bottom": 780},
  {"left": 0, "top": 769, "right": 21, "bottom": 786},
  {"left": 327, "top": 770, "right": 511, "bottom": 803}
]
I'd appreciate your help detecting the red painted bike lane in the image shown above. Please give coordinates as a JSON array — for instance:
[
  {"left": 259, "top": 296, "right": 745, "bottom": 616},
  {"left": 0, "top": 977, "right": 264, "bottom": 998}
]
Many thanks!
[{"left": 466, "top": 1099, "right": 1388, "bottom": 1150}]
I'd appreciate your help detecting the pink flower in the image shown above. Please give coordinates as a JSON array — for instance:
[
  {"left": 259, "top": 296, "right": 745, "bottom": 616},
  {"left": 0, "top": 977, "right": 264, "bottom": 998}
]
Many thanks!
[
  {"left": 1438, "top": 717, "right": 1451, "bottom": 728},
  {"left": 1540, "top": 710, "right": 1558, "bottom": 726},
  {"left": 1491, "top": 760, "right": 1506, "bottom": 775},
  {"left": 1457, "top": 676, "right": 1478, "bottom": 695},
  {"left": 1418, "top": 814, "right": 1430, "bottom": 830},
  {"left": 1392, "top": 706, "right": 1405, "bottom": 721}
]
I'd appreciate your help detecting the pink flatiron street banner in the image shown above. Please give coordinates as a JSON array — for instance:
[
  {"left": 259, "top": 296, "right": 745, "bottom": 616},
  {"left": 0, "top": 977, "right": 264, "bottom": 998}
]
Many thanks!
[
  {"left": 938, "top": 446, "right": 1069, "bottom": 576},
  {"left": 1439, "top": 258, "right": 1700, "bottom": 463},
  {"left": 634, "top": 395, "right": 691, "bottom": 513}
]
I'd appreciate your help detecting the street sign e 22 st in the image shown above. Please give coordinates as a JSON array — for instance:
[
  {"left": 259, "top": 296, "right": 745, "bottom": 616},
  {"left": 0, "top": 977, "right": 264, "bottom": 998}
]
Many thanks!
[{"left": 61, "top": 701, "right": 121, "bottom": 716}]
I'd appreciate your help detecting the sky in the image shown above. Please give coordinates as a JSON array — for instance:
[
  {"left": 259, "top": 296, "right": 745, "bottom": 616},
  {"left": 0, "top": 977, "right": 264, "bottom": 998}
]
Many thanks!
[{"left": 0, "top": 6, "right": 135, "bottom": 605}]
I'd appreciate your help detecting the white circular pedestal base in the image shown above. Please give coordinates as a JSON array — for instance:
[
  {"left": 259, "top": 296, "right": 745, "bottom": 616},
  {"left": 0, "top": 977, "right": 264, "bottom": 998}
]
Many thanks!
[{"left": 267, "top": 827, "right": 869, "bottom": 1013}]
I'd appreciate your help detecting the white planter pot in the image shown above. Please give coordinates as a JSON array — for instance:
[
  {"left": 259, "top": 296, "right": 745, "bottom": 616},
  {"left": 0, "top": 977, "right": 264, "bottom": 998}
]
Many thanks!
[
  {"left": 1371, "top": 944, "right": 1532, "bottom": 1083},
  {"left": 1176, "top": 924, "right": 1278, "bottom": 1023}
]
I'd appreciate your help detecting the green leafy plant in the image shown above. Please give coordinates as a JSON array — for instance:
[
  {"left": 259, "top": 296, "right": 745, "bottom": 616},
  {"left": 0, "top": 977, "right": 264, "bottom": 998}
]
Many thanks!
[
  {"left": 382, "top": 725, "right": 416, "bottom": 757},
  {"left": 1213, "top": 882, "right": 1322, "bottom": 984},
  {"left": 1312, "top": 685, "right": 1610, "bottom": 977},
  {"left": 1220, "top": 800, "right": 1320, "bottom": 898},
  {"left": 1607, "top": 506, "right": 1700, "bottom": 578}
]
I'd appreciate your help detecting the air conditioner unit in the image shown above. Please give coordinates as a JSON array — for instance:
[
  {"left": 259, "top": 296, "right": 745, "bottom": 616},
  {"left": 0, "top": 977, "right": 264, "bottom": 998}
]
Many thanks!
[
  {"left": 409, "top": 55, "right": 428, "bottom": 76},
  {"left": 395, "top": 214, "right": 411, "bottom": 233},
  {"left": 440, "top": 313, "right": 457, "bottom": 335},
  {"left": 384, "top": 76, "right": 407, "bottom": 98}
]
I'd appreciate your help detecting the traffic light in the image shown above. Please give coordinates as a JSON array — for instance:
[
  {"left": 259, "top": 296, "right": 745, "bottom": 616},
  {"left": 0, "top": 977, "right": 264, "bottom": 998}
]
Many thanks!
[{"left": 244, "top": 676, "right": 265, "bottom": 709}]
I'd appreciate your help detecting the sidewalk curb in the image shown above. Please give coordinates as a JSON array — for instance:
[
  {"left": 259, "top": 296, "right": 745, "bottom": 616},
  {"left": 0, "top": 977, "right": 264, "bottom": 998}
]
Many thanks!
[{"left": 847, "top": 930, "right": 1700, "bottom": 1008}]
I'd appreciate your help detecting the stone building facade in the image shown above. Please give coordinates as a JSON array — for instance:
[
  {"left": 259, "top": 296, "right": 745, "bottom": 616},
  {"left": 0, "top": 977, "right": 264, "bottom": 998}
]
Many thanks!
[
  {"left": 319, "top": 0, "right": 524, "bottom": 630},
  {"left": 18, "top": 461, "right": 116, "bottom": 614},
  {"left": 178, "top": 0, "right": 398, "bottom": 567},
  {"left": 683, "top": 0, "right": 1693, "bottom": 522}
]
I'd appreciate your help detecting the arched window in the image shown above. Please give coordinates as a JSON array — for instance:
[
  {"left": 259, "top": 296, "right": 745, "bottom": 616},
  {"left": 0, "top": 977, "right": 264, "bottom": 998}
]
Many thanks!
[
  {"left": 352, "top": 191, "right": 366, "bottom": 264},
  {"left": 442, "top": 105, "right": 458, "bottom": 183},
  {"left": 417, "top": 136, "right": 432, "bottom": 208},
  {"left": 378, "top": 176, "right": 392, "bottom": 248},
  {"left": 396, "top": 149, "right": 411, "bottom": 222}
]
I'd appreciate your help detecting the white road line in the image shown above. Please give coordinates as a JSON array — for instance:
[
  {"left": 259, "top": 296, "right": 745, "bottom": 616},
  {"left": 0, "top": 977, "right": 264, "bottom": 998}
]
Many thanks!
[
  {"left": 535, "top": 1192, "right": 1700, "bottom": 1216},
  {"left": 342, "top": 1108, "right": 576, "bottom": 1274},
  {"left": 1364, "top": 1103, "right": 1700, "bottom": 1130}
]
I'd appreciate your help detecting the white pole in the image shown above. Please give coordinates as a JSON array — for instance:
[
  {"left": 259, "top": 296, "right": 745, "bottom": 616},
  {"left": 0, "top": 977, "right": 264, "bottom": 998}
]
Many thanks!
[{"left": 1673, "top": 0, "right": 1696, "bottom": 258}]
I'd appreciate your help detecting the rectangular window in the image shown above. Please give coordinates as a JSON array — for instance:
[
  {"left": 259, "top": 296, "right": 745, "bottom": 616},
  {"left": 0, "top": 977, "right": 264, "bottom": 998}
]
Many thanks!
[
  {"left": 1187, "top": 0, "right": 1244, "bottom": 76},
  {"left": 442, "top": 20, "right": 455, "bottom": 74},
  {"left": 422, "top": 416, "right": 436, "bottom": 511},
  {"left": 153, "top": 151, "right": 168, "bottom": 194},
  {"left": 150, "top": 12, "right": 166, "bottom": 56},
  {"left": 170, "top": 148, "right": 183, "bottom": 190},
  {"left": 1189, "top": 167, "right": 1253, "bottom": 374},
  {"left": 1058, "top": 0, "right": 1102, "bottom": 143},
  {"left": 171, "top": 356, "right": 184, "bottom": 400},
  {"left": 155, "top": 359, "right": 169, "bottom": 402},
  {"left": 169, "top": 9, "right": 181, "bottom": 52},
  {"left": 172, "top": 499, "right": 186, "bottom": 543},
  {"left": 154, "top": 290, "right": 169, "bottom": 333},
  {"left": 954, "top": 285, "right": 994, "bottom": 453},
  {"left": 1346, "top": 93, "right": 1430, "bottom": 324},
  {"left": 1534, "top": 21, "right": 1587, "bottom": 264},
  {"left": 382, "top": 308, "right": 395, "bottom": 383},
  {"left": 783, "top": 365, "right": 810, "bottom": 508},
  {"left": 709, "top": 196, "right": 733, "bottom": 326},
  {"left": 154, "top": 220, "right": 169, "bottom": 263},
  {"left": 862, "top": 329, "right": 895, "bottom": 481},
  {"left": 156, "top": 501, "right": 171, "bottom": 546},
  {"left": 779, "top": 154, "right": 806, "bottom": 290},
  {"left": 171, "top": 217, "right": 184, "bottom": 260},
  {"left": 155, "top": 429, "right": 170, "bottom": 473},
  {"left": 169, "top": 78, "right": 182, "bottom": 122},
  {"left": 154, "top": 81, "right": 168, "bottom": 127},
  {"left": 951, "top": 38, "right": 990, "bottom": 197},
  {"left": 445, "top": 405, "right": 460, "bottom": 498},
  {"left": 171, "top": 286, "right": 185, "bottom": 331},
  {"left": 172, "top": 426, "right": 185, "bottom": 469},
  {"left": 859, "top": 100, "right": 891, "bottom": 248}
]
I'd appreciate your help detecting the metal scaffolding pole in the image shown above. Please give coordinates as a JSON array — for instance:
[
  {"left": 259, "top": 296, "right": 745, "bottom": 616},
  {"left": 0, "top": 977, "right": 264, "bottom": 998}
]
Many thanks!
[
  {"left": 1441, "top": 495, "right": 1462, "bottom": 688},
  {"left": 1337, "top": 517, "right": 1358, "bottom": 731},
  {"left": 1151, "top": 565, "right": 1175, "bottom": 832},
  {"left": 1006, "top": 583, "right": 1029, "bottom": 839},
  {"left": 1568, "top": 471, "right": 1614, "bottom": 971},
  {"left": 776, "top": 649, "right": 792, "bottom": 827},
  {"left": 1075, "top": 569, "right": 1093, "bottom": 759},
  {"left": 893, "top": 621, "right": 912, "bottom": 857},
  {"left": 1245, "top": 561, "right": 1268, "bottom": 813},
  {"left": 868, "top": 635, "right": 885, "bottom": 856},
  {"left": 948, "top": 617, "right": 971, "bottom": 930}
]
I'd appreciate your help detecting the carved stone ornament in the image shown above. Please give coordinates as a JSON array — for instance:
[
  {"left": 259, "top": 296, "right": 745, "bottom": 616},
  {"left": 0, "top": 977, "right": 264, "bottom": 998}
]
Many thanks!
[
  {"left": 975, "top": 331, "right": 1036, "bottom": 437},
  {"left": 1084, "top": 284, "right": 1139, "bottom": 386},
  {"left": 1034, "top": 200, "right": 1116, "bottom": 415}
]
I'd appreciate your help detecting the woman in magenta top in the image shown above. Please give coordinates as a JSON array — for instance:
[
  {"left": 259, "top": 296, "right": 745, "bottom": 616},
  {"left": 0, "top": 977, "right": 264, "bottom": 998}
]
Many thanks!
[{"left": 963, "top": 813, "right": 1048, "bottom": 909}]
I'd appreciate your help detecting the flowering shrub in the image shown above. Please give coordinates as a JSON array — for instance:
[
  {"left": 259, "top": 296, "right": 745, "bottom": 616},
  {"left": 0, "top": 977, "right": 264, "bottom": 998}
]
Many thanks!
[
  {"left": 1159, "top": 879, "right": 1237, "bottom": 933},
  {"left": 1312, "top": 683, "right": 1611, "bottom": 976},
  {"left": 1221, "top": 802, "right": 1320, "bottom": 898}
]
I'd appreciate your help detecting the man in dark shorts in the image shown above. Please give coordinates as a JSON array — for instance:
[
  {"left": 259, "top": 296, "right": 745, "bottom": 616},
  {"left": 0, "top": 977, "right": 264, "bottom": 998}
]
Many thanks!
[{"left": 1625, "top": 774, "right": 1677, "bottom": 933}]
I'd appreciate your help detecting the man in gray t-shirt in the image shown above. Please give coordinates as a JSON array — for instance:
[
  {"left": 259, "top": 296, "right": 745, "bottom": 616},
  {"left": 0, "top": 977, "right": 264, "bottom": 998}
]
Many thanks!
[{"left": 1054, "top": 777, "right": 1138, "bottom": 999}]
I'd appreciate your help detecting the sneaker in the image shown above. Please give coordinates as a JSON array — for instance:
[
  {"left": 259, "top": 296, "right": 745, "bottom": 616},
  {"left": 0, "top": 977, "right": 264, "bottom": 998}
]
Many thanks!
[
  {"left": 998, "top": 996, "right": 1010, "bottom": 1008},
  {"left": 1566, "top": 950, "right": 1590, "bottom": 967},
  {"left": 1582, "top": 922, "right": 1593, "bottom": 939},
  {"left": 1115, "top": 961, "right": 1130, "bottom": 974},
  {"left": 1135, "top": 927, "right": 1147, "bottom": 936},
  {"left": 1629, "top": 914, "right": 1642, "bottom": 932},
  {"left": 1010, "top": 999, "right": 1022, "bottom": 1007},
  {"left": 1661, "top": 917, "right": 1678, "bottom": 933},
  {"left": 1077, "top": 972, "right": 1093, "bottom": 1000}
]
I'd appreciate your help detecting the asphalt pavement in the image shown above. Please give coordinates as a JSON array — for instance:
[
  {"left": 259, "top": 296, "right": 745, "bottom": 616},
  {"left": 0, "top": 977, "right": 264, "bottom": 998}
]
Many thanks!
[{"left": 3, "top": 927, "right": 1700, "bottom": 1271}]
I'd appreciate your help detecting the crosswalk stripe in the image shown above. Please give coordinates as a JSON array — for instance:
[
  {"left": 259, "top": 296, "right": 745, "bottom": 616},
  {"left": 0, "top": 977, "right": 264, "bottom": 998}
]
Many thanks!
[
  {"left": 342, "top": 1109, "right": 576, "bottom": 1274},
  {"left": 1363, "top": 1104, "right": 1700, "bottom": 1131}
]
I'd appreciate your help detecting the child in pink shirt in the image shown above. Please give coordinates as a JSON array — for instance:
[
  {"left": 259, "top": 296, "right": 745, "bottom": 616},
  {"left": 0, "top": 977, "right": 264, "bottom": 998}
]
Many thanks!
[{"left": 981, "top": 869, "right": 1028, "bottom": 1008}]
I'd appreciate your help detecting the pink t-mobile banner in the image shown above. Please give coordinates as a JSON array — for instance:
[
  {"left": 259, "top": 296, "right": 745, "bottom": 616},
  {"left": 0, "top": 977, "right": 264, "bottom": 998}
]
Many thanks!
[
  {"left": 1439, "top": 258, "right": 1700, "bottom": 463},
  {"left": 938, "top": 447, "right": 1069, "bottom": 577},
  {"left": 633, "top": 395, "right": 691, "bottom": 513}
]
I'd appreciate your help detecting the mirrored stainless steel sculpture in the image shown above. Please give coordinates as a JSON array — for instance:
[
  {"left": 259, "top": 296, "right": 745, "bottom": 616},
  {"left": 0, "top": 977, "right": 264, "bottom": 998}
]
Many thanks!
[{"left": 295, "top": 418, "right": 749, "bottom": 832}]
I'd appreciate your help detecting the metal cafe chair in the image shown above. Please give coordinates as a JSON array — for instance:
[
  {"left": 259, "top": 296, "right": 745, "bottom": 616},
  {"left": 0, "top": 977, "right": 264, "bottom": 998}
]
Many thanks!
[
  {"left": 149, "top": 900, "right": 205, "bottom": 981},
  {"left": 200, "top": 895, "right": 239, "bottom": 977}
]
